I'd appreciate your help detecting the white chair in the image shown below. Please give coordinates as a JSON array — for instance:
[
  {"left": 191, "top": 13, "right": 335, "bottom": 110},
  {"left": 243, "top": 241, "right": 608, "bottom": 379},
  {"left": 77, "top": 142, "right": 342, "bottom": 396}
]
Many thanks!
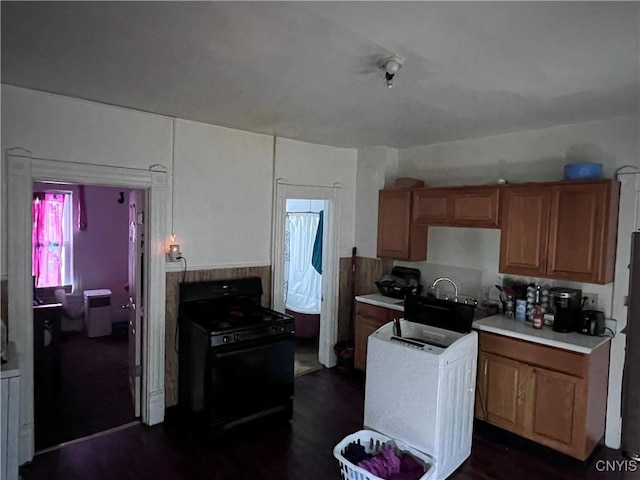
[{"left": 54, "top": 288, "right": 84, "bottom": 332}]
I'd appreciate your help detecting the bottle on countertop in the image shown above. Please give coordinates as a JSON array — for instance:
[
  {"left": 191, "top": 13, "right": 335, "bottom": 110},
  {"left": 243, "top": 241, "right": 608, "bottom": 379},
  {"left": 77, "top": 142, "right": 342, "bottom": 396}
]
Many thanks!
[
  {"left": 540, "top": 285, "right": 550, "bottom": 314},
  {"left": 532, "top": 285, "right": 544, "bottom": 329},
  {"left": 526, "top": 283, "right": 536, "bottom": 321},
  {"left": 515, "top": 299, "right": 527, "bottom": 321},
  {"left": 533, "top": 304, "right": 544, "bottom": 329},
  {"left": 504, "top": 294, "right": 515, "bottom": 319}
]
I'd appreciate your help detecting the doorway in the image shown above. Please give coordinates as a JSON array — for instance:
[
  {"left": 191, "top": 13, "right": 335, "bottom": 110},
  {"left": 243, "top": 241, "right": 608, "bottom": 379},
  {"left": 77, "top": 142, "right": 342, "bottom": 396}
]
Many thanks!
[
  {"left": 7, "top": 153, "right": 167, "bottom": 463},
  {"left": 272, "top": 181, "right": 341, "bottom": 370},
  {"left": 31, "top": 183, "right": 141, "bottom": 450},
  {"left": 285, "top": 199, "right": 324, "bottom": 377}
]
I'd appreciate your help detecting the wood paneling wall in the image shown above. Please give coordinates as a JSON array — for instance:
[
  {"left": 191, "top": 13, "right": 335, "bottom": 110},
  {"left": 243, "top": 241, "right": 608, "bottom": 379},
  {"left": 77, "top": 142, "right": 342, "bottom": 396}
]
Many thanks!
[
  {"left": 336, "top": 256, "right": 393, "bottom": 341},
  {"left": 164, "top": 266, "right": 271, "bottom": 407}
]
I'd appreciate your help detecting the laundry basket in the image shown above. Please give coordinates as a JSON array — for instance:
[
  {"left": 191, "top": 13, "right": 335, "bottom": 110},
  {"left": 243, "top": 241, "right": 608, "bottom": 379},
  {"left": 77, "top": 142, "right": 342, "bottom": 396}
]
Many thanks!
[{"left": 333, "top": 430, "right": 435, "bottom": 480}]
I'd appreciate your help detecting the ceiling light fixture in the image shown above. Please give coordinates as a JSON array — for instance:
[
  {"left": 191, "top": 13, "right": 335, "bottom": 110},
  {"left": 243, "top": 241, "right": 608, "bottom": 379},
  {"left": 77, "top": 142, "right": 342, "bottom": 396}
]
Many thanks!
[{"left": 377, "top": 54, "right": 405, "bottom": 89}]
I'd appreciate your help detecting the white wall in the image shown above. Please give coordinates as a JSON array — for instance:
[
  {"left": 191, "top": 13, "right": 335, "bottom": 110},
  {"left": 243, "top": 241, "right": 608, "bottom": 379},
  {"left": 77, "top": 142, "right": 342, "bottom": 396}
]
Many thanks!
[
  {"left": 1, "top": 85, "right": 173, "bottom": 277},
  {"left": 1, "top": 86, "right": 359, "bottom": 276},
  {"left": 286, "top": 199, "right": 324, "bottom": 213},
  {"left": 399, "top": 115, "right": 639, "bottom": 185},
  {"left": 355, "top": 146, "right": 398, "bottom": 258},
  {"left": 1, "top": 86, "right": 172, "bottom": 169},
  {"left": 274, "top": 137, "right": 357, "bottom": 258},
  {"left": 172, "top": 119, "right": 274, "bottom": 268}
]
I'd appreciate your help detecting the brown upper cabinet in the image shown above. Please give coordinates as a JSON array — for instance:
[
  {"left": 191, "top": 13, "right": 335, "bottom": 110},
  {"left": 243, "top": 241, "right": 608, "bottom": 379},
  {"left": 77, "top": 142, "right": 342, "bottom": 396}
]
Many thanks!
[
  {"left": 377, "top": 189, "right": 427, "bottom": 261},
  {"left": 413, "top": 186, "right": 500, "bottom": 228},
  {"left": 499, "top": 179, "right": 620, "bottom": 284}
]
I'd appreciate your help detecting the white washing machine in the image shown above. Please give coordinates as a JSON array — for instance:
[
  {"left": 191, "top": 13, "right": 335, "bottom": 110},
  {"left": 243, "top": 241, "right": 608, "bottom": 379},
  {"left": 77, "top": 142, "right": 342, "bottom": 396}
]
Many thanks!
[
  {"left": 83, "top": 289, "right": 113, "bottom": 338},
  {"left": 364, "top": 296, "right": 478, "bottom": 480}
]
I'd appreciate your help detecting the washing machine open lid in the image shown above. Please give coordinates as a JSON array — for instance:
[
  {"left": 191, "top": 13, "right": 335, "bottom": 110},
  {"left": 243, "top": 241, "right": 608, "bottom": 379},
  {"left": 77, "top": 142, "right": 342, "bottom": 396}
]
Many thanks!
[
  {"left": 403, "top": 295, "right": 476, "bottom": 334},
  {"left": 387, "top": 320, "right": 466, "bottom": 351}
]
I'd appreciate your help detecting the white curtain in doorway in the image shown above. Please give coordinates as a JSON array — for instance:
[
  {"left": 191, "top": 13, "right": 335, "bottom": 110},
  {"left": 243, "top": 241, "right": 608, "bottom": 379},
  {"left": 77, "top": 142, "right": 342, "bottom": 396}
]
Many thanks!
[{"left": 285, "top": 213, "right": 322, "bottom": 314}]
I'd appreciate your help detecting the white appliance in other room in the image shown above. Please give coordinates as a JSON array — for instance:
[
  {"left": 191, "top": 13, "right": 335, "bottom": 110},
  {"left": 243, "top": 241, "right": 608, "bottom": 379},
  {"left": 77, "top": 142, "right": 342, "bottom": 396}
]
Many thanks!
[
  {"left": 83, "top": 289, "right": 113, "bottom": 338},
  {"left": 364, "top": 295, "right": 478, "bottom": 480},
  {"left": 54, "top": 289, "right": 84, "bottom": 332}
]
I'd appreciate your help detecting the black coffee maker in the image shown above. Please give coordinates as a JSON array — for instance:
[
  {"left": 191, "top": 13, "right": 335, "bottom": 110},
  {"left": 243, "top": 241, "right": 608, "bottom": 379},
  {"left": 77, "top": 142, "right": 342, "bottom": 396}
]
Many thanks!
[{"left": 550, "top": 287, "right": 582, "bottom": 332}]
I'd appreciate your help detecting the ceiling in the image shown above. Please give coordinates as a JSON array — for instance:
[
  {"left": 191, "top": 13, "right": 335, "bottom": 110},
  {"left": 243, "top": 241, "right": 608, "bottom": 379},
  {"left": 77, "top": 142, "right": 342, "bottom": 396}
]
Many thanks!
[{"left": 2, "top": 1, "right": 639, "bottom": 149}]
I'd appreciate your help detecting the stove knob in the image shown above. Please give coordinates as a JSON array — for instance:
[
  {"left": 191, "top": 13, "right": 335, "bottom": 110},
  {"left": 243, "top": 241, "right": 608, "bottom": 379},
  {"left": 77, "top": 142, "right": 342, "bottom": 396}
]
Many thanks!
[
  {"left": 233, "top": 334, "right": 240, "bottom": 341},
  {"left": 222, "top": 336, "right": 230, "bottom": 344},
  {"left": 272, "top": 326, "right": 278, "bottom": 333},
  {"left": 281, "top": 325, "right": 286, "bottom": 332}
]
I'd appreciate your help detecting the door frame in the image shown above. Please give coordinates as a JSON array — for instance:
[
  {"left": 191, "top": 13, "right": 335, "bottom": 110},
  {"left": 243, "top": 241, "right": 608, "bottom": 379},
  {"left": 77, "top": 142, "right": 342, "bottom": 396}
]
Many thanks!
[
  {"left": 272, "top": 179, "right": 341, "bottom": 367},
  {"left": 7, "top": 151, "right": 168, "bottom": 463},
  {"left": 128, "top": 190, "right": 145, "bottom": 418},
  {"left": 607, "top": 172, "right": 640, "bottom": 448}
]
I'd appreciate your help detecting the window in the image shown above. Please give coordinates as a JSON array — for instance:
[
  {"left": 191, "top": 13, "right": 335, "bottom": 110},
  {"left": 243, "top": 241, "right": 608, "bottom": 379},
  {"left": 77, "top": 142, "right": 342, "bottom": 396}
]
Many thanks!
[{"left": 32, "top": 191, "right": 73, "bottom": 288}]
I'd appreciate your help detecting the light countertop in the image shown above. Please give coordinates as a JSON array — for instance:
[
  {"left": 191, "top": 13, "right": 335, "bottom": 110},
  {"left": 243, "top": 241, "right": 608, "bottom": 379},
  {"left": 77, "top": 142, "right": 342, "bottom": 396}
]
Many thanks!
[
  {"left": 355, "top": 293, "right": 405, "bottom": 312},
  {"left": 355, "top": 295, "right": 611, "bottom": 354},
  {"left": 473, "top": 315, "right": 611, "bottom": 354}
]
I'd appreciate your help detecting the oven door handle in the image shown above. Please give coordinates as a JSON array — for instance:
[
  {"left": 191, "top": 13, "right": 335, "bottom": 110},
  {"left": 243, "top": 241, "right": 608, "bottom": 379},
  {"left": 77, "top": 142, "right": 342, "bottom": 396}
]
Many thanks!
[{"left": 212, "top": 335, "right": 292, "bottom": 359}]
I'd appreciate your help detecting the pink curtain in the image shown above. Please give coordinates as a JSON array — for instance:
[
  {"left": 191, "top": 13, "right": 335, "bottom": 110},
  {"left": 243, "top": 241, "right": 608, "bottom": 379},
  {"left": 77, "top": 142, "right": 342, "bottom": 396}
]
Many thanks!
[{"left": 32, "top": 192, "right": 66, "bottom": 288}]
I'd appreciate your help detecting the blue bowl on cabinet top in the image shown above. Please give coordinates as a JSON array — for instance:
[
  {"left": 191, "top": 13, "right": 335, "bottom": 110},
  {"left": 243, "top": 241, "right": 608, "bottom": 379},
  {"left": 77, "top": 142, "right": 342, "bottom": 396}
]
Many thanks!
[{"left": 563, "top": 162, "right": 603, "bottom": 180}]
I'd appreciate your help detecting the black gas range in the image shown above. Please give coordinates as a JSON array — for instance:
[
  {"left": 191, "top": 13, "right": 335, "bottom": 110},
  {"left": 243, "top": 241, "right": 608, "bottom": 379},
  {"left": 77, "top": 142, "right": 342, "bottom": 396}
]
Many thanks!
[
  {"left": 178, "top": 277, "right": 295, "bottom": 436},
  {"left": 180, "top": 277, "right": 295, "bottom": 346}
]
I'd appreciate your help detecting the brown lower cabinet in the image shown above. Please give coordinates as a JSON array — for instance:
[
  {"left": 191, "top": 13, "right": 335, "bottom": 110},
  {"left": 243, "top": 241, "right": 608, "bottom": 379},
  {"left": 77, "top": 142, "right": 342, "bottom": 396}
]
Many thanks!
[
  {"left": 354, "top": 302, "right": 397, "bottom": 371},
  {"left": 475, "top": 332, "right": 610, "bottom": 460}
]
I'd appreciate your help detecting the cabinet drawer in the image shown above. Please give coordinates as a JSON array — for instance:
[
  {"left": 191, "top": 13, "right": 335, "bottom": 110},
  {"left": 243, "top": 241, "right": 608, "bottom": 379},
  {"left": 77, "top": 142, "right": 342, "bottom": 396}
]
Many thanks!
[
  {"left": 412, "top": 189, "right": 450, "bottom": 225},
  {"left": 412, "top": 186, "right": 499, "bottom": 227},
  {"left": 479, "top": 332, "right": 587, "bottom": 378},
  {"left": 450, "top": 187, "right": 499, "bottom": 227}
]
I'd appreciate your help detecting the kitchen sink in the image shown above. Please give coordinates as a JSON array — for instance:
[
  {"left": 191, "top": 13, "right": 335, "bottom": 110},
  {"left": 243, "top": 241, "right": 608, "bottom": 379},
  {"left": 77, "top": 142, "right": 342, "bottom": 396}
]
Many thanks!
[{"left": 473, "top": 307, "right": 488, "bottom": 320}]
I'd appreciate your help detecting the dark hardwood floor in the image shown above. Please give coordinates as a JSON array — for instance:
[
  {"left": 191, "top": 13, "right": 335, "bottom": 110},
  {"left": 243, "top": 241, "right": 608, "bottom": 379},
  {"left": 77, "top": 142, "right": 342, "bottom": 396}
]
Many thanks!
[
  {"left": 35, "top": 328, "right": 134, "bottom": 450},
  {"left": 294, "top": 337, "right": 322, "bottom": 377},
  {"left": 22, "top": 367, "right": 634, "bottom": 480}
]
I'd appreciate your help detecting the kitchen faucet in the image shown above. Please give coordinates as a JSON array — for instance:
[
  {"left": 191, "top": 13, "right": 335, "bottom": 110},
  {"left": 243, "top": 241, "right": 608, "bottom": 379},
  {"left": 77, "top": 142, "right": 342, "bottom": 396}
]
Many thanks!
[{"left": 431, "top": 277, "right": 458, "bottom": 301}]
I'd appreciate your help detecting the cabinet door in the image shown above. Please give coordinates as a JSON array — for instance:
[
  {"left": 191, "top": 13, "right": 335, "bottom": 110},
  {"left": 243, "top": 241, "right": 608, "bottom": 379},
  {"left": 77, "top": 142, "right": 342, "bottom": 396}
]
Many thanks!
[
  {"left": 412, "top": 189, "right": 450, "bottom": 225},
  {"left": 477, "top": 352, "right": 526, "bottom": 435},
  {"left": 475, "top": 352, "right": 488, "bottom": 420},
  {"left": 413, "top": 186, "right": 499, "bottom": 227},
  {"left": 525, "top": 366, "right": 586, "bottom": 456},
  {"left": 377, "top": 190, "right": 426, "bottom": 261},
  {"left": 546, "top": 181, "right": 618, "bottom": 284},
  {"left": 450, "top": 187, "right": 500, "bottom": 228},
  {"left": 354, "top": 303, "right": 394, "bottom": 371},
  {"left": 499, "top": 186, "right": 550, "bottom": 276}
]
